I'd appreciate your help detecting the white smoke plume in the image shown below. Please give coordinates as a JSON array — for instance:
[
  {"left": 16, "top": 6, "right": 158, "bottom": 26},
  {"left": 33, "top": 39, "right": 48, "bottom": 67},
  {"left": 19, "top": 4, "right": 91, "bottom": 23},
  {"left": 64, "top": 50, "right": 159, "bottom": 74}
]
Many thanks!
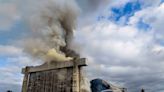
[{"left": 21, "top": 0, "right": 80, "bottom": 62}]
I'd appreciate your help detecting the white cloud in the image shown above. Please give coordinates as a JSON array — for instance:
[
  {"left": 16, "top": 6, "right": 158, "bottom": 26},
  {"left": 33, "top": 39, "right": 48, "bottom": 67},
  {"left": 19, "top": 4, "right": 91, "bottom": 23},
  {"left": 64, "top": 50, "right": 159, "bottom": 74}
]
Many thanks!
[
  {"left": 0, "top": 45, "right": 22, "bottom": 56},
  {"left": 109, "top": 0, "right": 130, "bottom": 8},
  {"left": 75, "top": 22, "right": 154, "bottom": 59},
  {"left": 139, "top": 0, "right": 161, "bottom": 7},
  {"left": 0, "top": 66, "right": 21, "bottom": 84},
  {"left": 0, "top": 0, "right": 20, "bottom": 30},
  {"left": 0, "top": 0, "right": 164, "bottom": 92},
  {"left": 74, "top": 21, "right": 164, "bottom": 91},
  {"left": 0, "top": 45, "right": 42, "bottom": 92},
  {"left": 76, "top": 0, "right": 134, "bottom": 28},
  {"left": 129, "top": 2, "right": 164, "bottom": 40}
]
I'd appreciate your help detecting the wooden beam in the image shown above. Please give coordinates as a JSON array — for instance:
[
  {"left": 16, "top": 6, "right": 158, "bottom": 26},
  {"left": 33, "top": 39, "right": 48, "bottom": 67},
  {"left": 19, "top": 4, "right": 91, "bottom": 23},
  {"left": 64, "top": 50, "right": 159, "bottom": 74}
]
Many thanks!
[
  {"left": 21, "top": 67, "right": 29, "bottom": 92},
  {"left": 22, "top": 58, "right": 87, "bottom": 74}
]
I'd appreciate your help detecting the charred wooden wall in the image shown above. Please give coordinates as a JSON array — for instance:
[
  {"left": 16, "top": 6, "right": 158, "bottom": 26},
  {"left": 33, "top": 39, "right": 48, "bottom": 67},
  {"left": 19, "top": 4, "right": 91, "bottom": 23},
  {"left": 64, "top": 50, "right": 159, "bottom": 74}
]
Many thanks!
[
  {"left": 27, "top": 68, "right": 73, "bottom": 92},
  {"left": 21, "top": 58, "right": 86, "bottom": 92}
]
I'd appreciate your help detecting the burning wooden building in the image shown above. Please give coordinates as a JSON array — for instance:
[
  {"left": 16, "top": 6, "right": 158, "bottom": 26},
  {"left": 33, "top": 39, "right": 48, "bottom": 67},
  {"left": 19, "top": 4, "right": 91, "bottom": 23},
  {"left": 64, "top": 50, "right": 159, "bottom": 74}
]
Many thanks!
[{"left": 21, "top": 58, "right": 87, "bottom": 92}]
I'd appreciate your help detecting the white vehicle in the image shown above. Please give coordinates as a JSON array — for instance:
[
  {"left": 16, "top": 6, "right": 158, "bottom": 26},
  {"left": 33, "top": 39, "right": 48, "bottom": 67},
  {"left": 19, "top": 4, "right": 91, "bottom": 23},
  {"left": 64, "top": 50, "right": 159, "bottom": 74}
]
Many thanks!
[{"left": 101, "top": 89, "right": 113, "bottom": 92}]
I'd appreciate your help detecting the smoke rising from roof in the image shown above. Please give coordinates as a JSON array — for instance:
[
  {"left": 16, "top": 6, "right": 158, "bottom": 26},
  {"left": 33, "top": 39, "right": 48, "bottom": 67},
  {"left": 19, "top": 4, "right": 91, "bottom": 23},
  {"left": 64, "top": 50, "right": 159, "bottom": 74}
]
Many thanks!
[{"left": 22, "top": 0, "right": 79, "bottom": 62}]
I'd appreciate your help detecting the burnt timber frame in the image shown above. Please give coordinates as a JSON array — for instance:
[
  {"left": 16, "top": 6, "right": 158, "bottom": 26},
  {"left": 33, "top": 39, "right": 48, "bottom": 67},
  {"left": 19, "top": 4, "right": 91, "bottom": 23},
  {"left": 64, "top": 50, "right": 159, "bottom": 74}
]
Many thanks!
[{"left": 21, "top": 58, "right": 87, "bottom": 92}]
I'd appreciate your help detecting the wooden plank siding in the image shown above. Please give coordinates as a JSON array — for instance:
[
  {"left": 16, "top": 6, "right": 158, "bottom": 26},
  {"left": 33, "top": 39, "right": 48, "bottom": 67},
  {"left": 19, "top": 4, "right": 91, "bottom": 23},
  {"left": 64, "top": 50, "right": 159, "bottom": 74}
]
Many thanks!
[
  {"left": 22, "top": 58, "right": 87, "bottom": 92},
  {"left": 26, "top": 68, "right": 73, "bottom": 92}
]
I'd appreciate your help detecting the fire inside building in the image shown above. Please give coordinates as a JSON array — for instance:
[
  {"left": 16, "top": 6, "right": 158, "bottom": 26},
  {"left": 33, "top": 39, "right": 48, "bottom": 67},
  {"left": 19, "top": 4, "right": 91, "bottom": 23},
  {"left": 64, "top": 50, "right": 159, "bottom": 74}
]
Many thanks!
[
  {"left": 22, "top": 58, "right": 86, "bottom": 92},
  {"left": 21, "top": 58, "right": 127, "bottom": 92},
  {"left": 20, "top": 0, "right": 146, "bottom": 92}
]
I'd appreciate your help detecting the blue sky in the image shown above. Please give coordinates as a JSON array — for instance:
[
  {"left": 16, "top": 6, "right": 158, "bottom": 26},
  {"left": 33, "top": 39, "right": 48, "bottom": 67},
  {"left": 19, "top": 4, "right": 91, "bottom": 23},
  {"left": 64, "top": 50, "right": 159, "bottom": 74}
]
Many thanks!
[
  {"left": 0, "top": 21, "right": 28, "bottom": 44},
  {"left": 110, "top": 0, "right": 141, "bottom": 22},
  {"left": 0, "top": 0, "right": 164, "bottom": 92}
]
